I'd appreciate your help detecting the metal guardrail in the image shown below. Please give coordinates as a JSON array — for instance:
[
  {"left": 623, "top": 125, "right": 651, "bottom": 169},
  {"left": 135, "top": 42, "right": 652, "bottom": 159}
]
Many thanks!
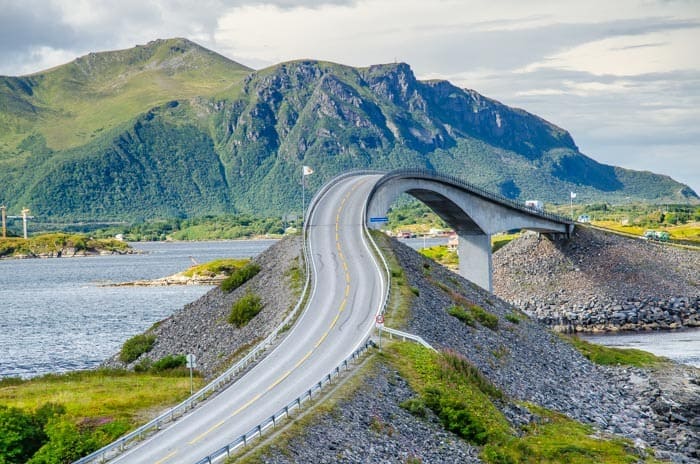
[
  {"left": 193, "top": 338, "right": 375, "bottom": 464},
  {"left": 74, "top": 196, "right": 318, "bottom": 464},
  {"left": 370, "top": 168, "right": 574, "bottom": 228},
  {"left": 379, "top": 326, "right": 436, "bottom": 351},
  {"left": 75, "top": 170, "right": 387, "bottom": 464}
]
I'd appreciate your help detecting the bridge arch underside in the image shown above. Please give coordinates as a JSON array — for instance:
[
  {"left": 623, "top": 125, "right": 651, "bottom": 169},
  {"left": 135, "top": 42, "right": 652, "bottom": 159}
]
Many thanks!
[{"left": 367, "top": 178, "right": 570, "bottom": 292}]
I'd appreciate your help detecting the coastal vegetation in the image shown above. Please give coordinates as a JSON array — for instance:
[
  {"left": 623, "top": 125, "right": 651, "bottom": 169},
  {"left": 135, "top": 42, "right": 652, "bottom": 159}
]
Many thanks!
[
  {"left": 220, "top": 262, "right": 261, "bottom": 293},
  {"left": 563, "top": 335, "right": 668, "bottom": 368},
  {"left": 387, "top": 342, "right": 659, "bottom": 463},
  {"left": 0, "top": 369, "right": 202, "bottom": 463},
  {"left": 228, "top": 293, "right": 264, "bottom": 327},
  {"left": 0, "top": 233, "right": 129, "bottom": 258},
  {"left": 183, "top": 258, "right": 250, "bottom": 279},
  {"left": 119, "top": 334, "right": 156, "bottom": 364}
]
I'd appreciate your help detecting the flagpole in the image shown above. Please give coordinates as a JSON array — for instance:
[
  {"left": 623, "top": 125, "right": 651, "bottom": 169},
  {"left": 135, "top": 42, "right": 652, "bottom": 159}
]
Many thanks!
[{"left": 301, "top": 166, "right": 305, "bottom": 228}]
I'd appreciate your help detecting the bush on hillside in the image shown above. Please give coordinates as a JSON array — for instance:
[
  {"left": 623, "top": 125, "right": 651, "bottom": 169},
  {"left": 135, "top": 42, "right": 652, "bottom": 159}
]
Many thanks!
[
  {"left": 119, "top": 334, "right": 156, "bottom": 363},
  {"left": 228, "top": 293, "right": 264, "bottom": 327},
  {"left": 220, "top": 263, "right": 261, "bottom": 293}
]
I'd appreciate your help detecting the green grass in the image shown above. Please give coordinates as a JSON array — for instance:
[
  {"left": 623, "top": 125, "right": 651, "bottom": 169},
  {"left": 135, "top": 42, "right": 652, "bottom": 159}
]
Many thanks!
[
  {"left": 447, "top": 304, "right": 499, "bottom": 330},
  {"left": 0, "top": 233, "right": 129, "bottom": 258},
  {"left": 0, "top": 369, "right": 204, "bottom": 463},
  {"left": 119, "top": 334, "right": 156, "bottom": 363},
  {"left": 386, "top": 342, "right": 660, "bottom": 464},
  {"left": 182, "top": 258, "right": 249, "bottom": 278},
  {"left": 563, "top": 335, "right": 668, "bottom": 368},
  {"left": 220, "top": 263, "right": 261, "bottom": 293},
  {"left": 419, "top": 245, "right": 458, "bottom": 268},
  {"left": 591, "top": 220, "right": 700, "bottom": 245},
  {"left": 228, "top": 293, "right": 264, "bottom": 327},
  {"left": 370, "top": 231, "right": 415, "bottom": 328}
]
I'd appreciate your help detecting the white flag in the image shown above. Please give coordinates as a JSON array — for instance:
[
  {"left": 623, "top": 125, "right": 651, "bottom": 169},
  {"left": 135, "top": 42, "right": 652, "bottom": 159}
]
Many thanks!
[
  {"left": 303, "top": 165, "right": 314, "bottom": 176},
  {"left": 570, "top": 192, "right": 577, "bottom": 199}
]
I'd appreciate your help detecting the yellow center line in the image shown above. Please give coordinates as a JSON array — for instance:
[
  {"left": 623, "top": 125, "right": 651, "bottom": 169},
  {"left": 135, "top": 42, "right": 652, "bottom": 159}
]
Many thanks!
[
  {"left": 183, "top": 180, "right": 365, "bottom": 452},
  {"left": 154, "top": 450, "right": 178, "bottom": 464},
  {"left": 188, "top": 419, "right": 226, "bottom": 445}
]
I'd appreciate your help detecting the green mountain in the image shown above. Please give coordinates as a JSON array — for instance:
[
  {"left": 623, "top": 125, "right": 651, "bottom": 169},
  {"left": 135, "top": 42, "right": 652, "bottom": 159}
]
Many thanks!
[{"left": 0, "top": 38, "right": 697, "bottom": 220}]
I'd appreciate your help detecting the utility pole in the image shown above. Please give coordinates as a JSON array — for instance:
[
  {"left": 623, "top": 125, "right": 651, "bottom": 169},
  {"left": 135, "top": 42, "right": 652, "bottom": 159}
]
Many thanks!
[
  {"left": 21, "top": 208, "right": 30, "bottom": 239},
  {"left": 1, "top": 205, "right": 6, "bottom": 238}
]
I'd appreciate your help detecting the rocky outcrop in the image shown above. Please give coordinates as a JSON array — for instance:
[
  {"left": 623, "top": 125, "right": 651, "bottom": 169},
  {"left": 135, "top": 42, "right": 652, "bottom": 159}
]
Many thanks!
[
  {"left": 493, "top": 227, "right": 700, "bottom": 332},
  {"left": 102, "top": 236, "right": 302, "bottom": 377}
]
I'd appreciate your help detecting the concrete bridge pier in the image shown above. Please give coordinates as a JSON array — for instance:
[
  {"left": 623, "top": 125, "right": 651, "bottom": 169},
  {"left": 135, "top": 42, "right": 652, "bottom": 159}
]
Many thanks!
[{"left": 458, "top": 232, "right": 492, "bottom": 292}]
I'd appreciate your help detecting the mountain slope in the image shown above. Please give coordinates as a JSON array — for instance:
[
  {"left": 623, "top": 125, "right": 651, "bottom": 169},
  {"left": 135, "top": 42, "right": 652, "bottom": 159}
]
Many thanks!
[{"left": 0, "top": 39, "right": 697, "bottom": 220}]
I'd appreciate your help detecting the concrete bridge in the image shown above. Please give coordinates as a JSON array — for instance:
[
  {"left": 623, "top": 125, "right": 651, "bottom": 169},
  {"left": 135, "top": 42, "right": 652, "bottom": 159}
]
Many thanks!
[{"left": 366, "top": 169, "right": 574, "bottom": 292}]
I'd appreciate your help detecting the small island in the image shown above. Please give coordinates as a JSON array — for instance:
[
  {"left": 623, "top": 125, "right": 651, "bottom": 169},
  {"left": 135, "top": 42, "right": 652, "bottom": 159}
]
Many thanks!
[{"left": 0, "top": 233, "right": 133, "bottom": 259}]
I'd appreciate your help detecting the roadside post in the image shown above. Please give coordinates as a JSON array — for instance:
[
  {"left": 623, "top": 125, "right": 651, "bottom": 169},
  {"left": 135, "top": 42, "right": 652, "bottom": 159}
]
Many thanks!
[
  {"left": 186, "top": 354, "right": 197, "bottom": 395},
  {"left": 375, "top": 314, "right": 384, "bottom": 350}
]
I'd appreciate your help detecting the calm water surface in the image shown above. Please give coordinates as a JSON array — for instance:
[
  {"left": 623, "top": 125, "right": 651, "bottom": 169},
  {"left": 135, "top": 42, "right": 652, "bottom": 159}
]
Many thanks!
[
  {"left": 2, "top": 237, "right": 696, "bottom": 377},
  {"left": 0, "top": 240, "right": 276, "bottom": 378},
  {"left": 582, "top": 329, "right": 700, "bottom": 368}
]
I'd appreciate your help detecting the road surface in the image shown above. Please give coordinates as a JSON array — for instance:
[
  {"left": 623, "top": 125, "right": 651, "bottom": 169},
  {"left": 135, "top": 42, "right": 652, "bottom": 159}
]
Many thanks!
[{"left": 111, "top": 174, "right": 385, "bottom": 463}]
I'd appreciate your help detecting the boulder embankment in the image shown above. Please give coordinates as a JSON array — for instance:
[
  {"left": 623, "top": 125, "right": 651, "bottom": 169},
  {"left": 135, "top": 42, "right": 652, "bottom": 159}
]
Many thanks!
[
  {"left": 249, "top": 237, "right": 699, "bottom": 463},
  {"left": 103, "top": 236, "right": 302, "bottom": 377},
  {"left": 493, "top": 226, "right": 699, "bottom": 332}
]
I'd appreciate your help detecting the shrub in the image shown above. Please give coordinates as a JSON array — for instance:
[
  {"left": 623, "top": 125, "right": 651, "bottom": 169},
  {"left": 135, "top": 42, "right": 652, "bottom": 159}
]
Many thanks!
[
  {"left": 505, "top": 313, "right": 520, "bottom": 324},
  {"left": 150, "top": 355, "right": 187, "bottom": 372},
  {"left": 410, "top": 286, "right": 420, "bottom": 296},
  {"left": 228, "top": 293, "right": 264, "bottom": 327},
  {"left": 220, "top": 263, "right": 261, "bottom": 293},
  {"left": 119, "top": 334, "right": 156, "bottom": 363},
  {"left": 400, "top": 397, "right": 427, "bottom": 418},
  {"left": 469, "top": 304, "right": 499, "bottom": 330},
  {"left": 448, "top": 305, "right": 475, "bottom": 326}
]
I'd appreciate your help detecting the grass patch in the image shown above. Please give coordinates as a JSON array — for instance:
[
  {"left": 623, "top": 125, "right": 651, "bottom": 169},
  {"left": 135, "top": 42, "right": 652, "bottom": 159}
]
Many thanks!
[
  {"left": 386, "top": 342, "right": 659, "bottom": 464},
  {"left": 228, "top": 293, "right": 264, "bottom": 327},
  {"left": 119, "top": 334, "right": 156, "bottom": 363},
  {"left": 505, "top": 313, "right": 521, "bottom": 324},
  {"left": 492, "top": 232, "right": 520, "bottom": 252},
  {"left": 419, "top": 245, "right": 458, "bottom": 268},
  {"left": 370, "top": 231, "right": 415, "bottom": 328},
  {"left": 563, "top": 335, "right": 668, "bottom": 368},
  {"left": 0, "top": 369, "right": 204, "bottom": 463},
  {"left": 448, "top": 305, "right": 476, "bottom": 326},
  {"left": 448, "top": 304, "right": 498, "bottom": 330},
  {"left": 220, "top": 263, "right": 261, "bottom": 293},
  {"left": 182, "top": 258, "right": 249, "bottom": 278}
]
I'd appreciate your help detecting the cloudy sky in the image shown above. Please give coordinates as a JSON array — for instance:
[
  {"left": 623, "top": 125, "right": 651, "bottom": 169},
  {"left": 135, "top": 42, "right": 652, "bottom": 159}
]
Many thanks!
[{"left": 2, "top": 0, "right": 699, "bottom": 194}]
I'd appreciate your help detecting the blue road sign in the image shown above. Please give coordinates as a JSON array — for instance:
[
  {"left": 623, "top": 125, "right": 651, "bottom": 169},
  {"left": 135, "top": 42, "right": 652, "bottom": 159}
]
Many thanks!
[{"left": 369, "top": 217, "right": 389, "bottom": 223}]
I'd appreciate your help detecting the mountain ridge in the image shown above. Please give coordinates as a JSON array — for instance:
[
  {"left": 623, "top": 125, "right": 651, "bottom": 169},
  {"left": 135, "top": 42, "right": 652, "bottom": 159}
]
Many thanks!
[{"left": 0, "top": 38, "right": 697, "bottom": 220}]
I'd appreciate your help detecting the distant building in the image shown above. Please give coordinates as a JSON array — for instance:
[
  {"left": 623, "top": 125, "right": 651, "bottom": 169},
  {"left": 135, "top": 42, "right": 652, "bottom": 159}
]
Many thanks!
[{"left": 447, "top": 233, "right": 458, "bottom": 250}]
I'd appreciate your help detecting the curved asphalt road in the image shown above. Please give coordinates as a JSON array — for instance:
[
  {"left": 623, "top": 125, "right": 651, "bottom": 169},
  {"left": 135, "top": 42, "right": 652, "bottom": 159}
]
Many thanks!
[{"left": 111, "top": 174, "right": 385, "bottom": 463}]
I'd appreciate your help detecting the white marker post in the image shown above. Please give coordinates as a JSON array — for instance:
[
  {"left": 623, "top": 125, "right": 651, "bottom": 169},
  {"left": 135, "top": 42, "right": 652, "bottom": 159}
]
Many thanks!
[
  {"left": 376, "top": 314, "right": 384, "bottom": 350},
  {"left": 186, "top": 354, "right": 197, "bottom": 395}
]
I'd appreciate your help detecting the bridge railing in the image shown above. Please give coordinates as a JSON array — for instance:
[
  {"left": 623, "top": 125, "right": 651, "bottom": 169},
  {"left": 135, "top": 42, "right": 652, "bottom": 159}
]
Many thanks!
[
  {"left": 372, "top": 168, "right": 573, "bottom": 226},
  {"left": 193, "top": 339, "right": 375, "bottom": 464}
]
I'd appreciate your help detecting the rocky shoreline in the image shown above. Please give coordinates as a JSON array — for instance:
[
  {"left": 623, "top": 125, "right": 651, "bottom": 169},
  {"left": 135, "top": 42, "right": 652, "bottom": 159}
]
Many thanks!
[
  {"left": 518, "top": 295, "right": 700, "bottom": 333},
  {"left": 1, "top": 247, "right": 136, "bottom": 259},
  {"left": 493, "top": 227, "right": 699, "bottom": 333}
]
